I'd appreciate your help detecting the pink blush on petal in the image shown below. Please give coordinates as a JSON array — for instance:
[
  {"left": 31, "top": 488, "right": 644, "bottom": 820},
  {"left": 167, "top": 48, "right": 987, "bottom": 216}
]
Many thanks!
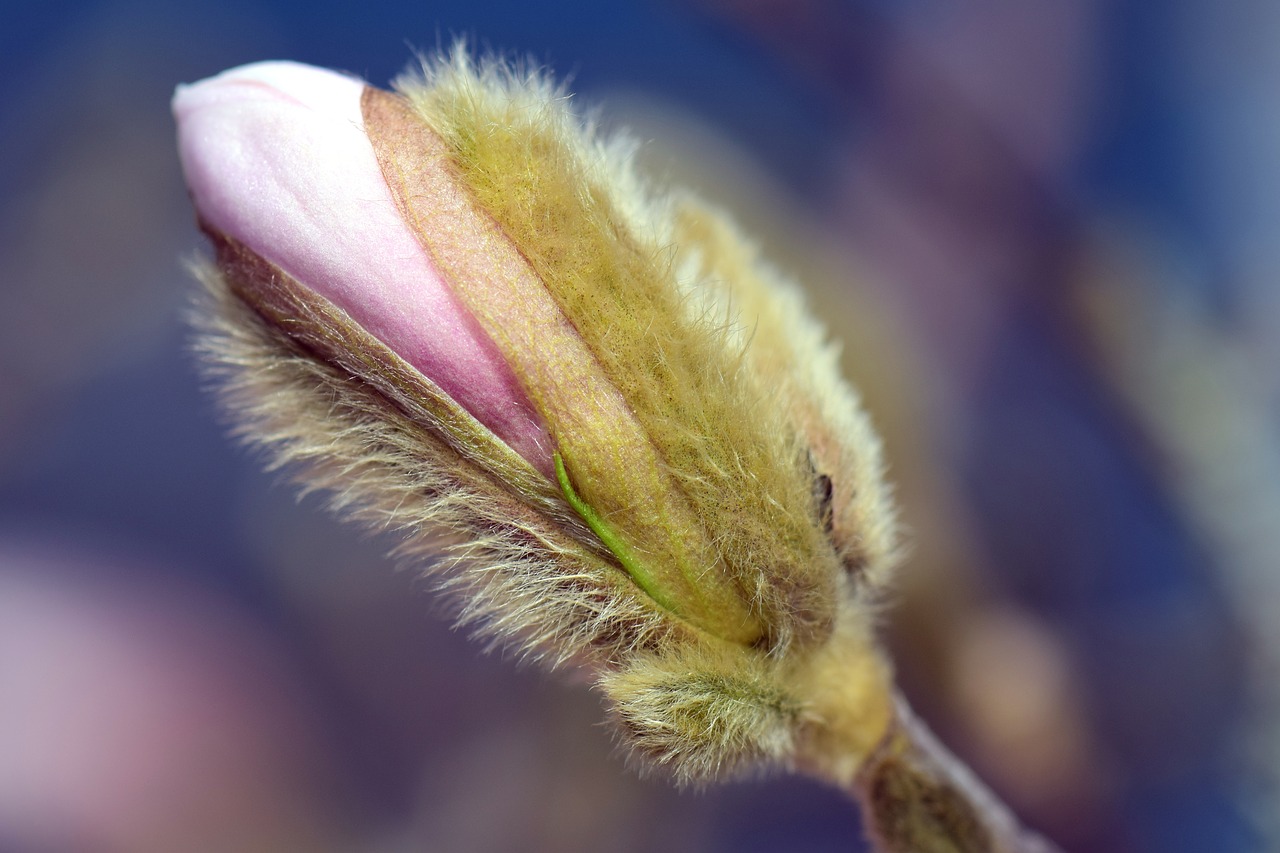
[{"left": 174, "top": 63, "right": 552, "bottom": 474}]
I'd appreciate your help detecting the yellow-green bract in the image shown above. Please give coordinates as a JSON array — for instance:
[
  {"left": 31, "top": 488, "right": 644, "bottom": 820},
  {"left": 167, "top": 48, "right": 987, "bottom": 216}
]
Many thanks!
[{"left": 185, "top": 46, "right": 900, "bottom": 785}]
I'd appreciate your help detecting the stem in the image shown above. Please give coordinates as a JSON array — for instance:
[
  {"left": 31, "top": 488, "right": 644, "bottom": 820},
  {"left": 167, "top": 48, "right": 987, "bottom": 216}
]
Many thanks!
[{"left": 848, "top": 694, "right": 1063, "bottom": 853}]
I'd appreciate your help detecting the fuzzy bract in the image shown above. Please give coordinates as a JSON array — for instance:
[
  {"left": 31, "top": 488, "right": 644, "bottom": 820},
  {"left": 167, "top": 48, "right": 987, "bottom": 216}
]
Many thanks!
[{"left": 177, "top": 47, "right": 900, "bottom": 783}]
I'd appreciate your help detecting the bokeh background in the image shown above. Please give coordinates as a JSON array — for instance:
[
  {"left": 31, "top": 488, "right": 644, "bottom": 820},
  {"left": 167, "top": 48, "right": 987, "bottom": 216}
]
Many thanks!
[{"left": 2, "top": 0, "right": 1277, "bottom": 851}]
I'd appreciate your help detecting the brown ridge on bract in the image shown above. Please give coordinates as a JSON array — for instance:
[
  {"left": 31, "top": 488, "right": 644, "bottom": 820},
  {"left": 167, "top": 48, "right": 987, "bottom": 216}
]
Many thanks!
[{"left": 361, "top": 84, "right": 766, "bottom": 648}]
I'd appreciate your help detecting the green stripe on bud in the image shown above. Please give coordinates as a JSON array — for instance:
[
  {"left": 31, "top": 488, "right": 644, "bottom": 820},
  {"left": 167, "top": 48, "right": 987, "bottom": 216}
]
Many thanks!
[{"left": 554, "top": 451, "right": 682, "bottom": 620}]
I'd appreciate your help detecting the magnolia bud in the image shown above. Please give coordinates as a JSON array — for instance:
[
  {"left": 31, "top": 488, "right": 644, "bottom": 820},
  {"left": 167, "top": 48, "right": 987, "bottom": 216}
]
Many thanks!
[
  {"left": 174, "top": 61, "right": 552, "bottom": 471},
  {"left": 176, "top": 49, "right": 899, "bottom": 784}
]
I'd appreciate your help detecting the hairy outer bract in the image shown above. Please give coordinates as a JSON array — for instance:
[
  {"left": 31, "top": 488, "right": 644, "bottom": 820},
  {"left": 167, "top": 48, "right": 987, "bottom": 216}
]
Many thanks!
[{"left": 190, "top": 46, "right": 901, "bottom": 785}]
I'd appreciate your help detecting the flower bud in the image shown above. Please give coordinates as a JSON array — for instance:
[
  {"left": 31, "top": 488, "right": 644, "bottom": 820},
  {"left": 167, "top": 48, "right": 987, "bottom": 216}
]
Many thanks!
[{"left": 177, "top": 49, "right": 900, "bottom": 783}]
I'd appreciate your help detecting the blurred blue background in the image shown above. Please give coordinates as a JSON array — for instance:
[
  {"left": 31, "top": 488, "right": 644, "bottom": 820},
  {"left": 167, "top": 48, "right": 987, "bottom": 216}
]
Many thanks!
[{"left": 1, "top": 1, "right": 1276, "bottom": 851}]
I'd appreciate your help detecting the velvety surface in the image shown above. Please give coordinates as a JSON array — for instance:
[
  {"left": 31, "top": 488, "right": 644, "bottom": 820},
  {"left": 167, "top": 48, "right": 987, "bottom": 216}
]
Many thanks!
[{"left": 0, "top": 1, "right": 1268, "bottom": 852}]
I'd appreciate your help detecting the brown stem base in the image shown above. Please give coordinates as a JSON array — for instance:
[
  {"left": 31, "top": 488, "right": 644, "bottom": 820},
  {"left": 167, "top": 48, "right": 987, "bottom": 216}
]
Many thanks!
[{"left": 850, "top": 695, "right": 1063, "bottom": 853}]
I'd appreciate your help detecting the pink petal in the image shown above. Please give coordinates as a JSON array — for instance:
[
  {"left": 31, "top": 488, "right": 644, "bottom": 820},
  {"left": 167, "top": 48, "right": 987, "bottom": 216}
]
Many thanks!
[{"left": 174, "top": 61, "right": 552, "bottom": 474}]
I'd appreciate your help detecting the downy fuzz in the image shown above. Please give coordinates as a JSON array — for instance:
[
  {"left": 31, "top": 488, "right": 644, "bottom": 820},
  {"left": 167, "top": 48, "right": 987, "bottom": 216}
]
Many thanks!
[{"left": 176, "top": 49, "right": 900, "bottom": 783}]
